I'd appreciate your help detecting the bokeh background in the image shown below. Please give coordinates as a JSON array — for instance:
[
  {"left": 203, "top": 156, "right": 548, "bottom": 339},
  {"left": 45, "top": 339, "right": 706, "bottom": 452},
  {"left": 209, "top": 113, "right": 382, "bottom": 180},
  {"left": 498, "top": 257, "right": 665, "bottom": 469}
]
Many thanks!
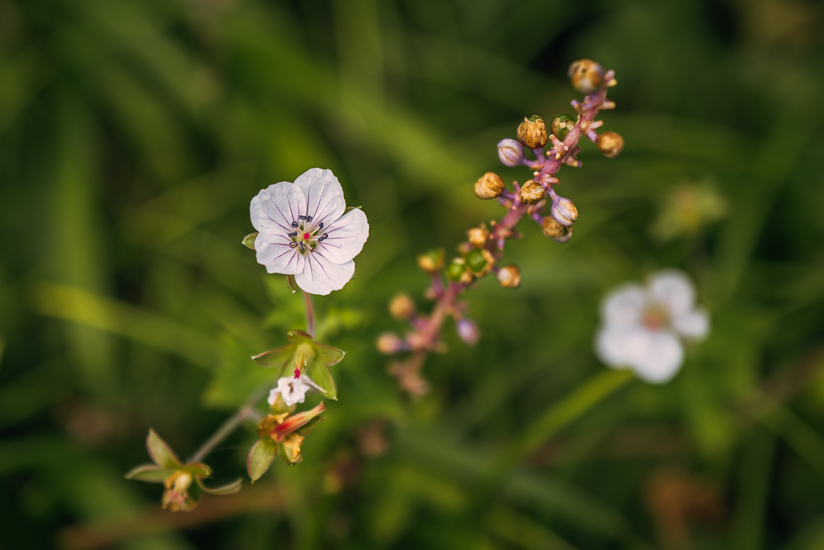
[{"left": 2, "top": 0, "right": 824, "bottom": 548}]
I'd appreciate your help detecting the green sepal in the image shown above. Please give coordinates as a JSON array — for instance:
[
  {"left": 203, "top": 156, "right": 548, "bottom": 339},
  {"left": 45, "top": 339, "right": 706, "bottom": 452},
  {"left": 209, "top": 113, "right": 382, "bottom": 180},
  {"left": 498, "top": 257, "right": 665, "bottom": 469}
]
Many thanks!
[
  {"left": 146, "top": 429, "right": 182, "bottom": 469},
  {"left": 124, "top": 464, "right": 173, "bottom": 483},
  {"left": 183, "top": 462, "right": 212, "bottom": 479},
  {"left": 286, "top": 275, "right": 298, "bottom": 295},
  {"left": 198, "top": 478, "right": 242, "bottom": 495},
  {"left": 277, "top": 442, "right": 304, "bottom": 466},
  {"left": 247, "top": 439, "right": 277, "bottom": 482},
  {"left": 295, "top": 415, "right": 325, "bottom": 437},
  {"left": 308, "top": 358, "right": 337, "bottom": 400},
  {"left": 242, "top": 232, "right": 258, "bottom": 250},
  {"left": 315, "top": 343, "right": 345, "bottom": 366},
  {"left": 252, "top": 345, "right": 294, "bottom": 368}
]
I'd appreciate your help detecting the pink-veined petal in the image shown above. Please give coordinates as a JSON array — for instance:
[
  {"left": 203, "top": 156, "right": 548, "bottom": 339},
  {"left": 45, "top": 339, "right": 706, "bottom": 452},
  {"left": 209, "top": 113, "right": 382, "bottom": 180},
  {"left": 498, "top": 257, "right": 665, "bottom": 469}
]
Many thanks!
[
  {"left": 293, "top": 168, "right": 346, "bottom": 229},
  {"left": 672, "top": 308, "right": 710, "bottom": 340},
  {"left": 601, "top": 284, "right": 646, "bottom": 327},
  {"left": 295, "top": 255, "right": 355, "bottom": 296},
  {"left": 648, "top": 269, "right": 695, "bottom": 316},
  {"left": 317, "top": 208, "right": 369, "bottom": 264},
  {"left": 250, "top": 181, "right": 306, "bottom": 234},
  {"left": 632, "top": 330, "right": 684, "bottom": 383}
]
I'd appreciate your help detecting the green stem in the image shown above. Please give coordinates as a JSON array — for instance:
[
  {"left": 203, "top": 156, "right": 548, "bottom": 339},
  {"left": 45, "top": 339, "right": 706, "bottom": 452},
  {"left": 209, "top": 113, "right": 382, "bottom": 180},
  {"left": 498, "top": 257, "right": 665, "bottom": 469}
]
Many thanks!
[{"left": 188, "top": 386, "right": 268, "bottom": 463}]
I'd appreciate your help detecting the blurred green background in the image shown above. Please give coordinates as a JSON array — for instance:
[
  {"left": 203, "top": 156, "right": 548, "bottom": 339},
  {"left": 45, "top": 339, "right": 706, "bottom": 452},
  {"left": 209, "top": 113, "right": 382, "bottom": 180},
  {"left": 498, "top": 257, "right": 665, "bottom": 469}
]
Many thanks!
[{"left": 2, "top": 0, "right": 824, "bottom": 548}]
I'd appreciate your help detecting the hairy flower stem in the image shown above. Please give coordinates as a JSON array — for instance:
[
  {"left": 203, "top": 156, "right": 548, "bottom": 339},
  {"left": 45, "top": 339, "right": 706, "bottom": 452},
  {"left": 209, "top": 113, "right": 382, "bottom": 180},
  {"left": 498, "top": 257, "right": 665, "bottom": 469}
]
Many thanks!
[
  {"left": 304, "top": 291, "right": 315, "bottom": 338},
  {"left": 188, "top": 387, "right": 267, "bottom": 463}
]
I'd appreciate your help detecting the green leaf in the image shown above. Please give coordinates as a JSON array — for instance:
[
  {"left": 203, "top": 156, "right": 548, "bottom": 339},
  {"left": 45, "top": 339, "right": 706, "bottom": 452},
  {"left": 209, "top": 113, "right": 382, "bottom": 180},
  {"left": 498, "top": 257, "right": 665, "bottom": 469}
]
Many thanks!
[
  {"left": 124, "top": 464, "right": 172, "bottom": 483},
  {"left": 315, "top": 342, "right": 345, "bottom": 366},
  {"left": 199, "top": 477, "right": 243, "bottom": 495},
  {"left": 242, "top": 232, "right": 258, "bottom": 250},
  {"left": 308, "top": 358, "right": 337, "bottom": 400},
  {"left": 146, "top": 429, "right": 182, "bottom": 469},
  {"left": 247, "top": 439, "right": 277, "bottom": 482}
]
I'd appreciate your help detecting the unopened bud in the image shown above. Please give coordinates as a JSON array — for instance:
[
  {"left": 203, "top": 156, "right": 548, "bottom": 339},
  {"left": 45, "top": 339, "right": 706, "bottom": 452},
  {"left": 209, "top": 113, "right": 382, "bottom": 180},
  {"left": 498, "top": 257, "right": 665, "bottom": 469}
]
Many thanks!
[
  {"left": 417, "top": 249, "right": 444, "bottom": 273},
  {"left": 497, "top": 139, "right": 525, "bottom": 167},
  {"left": 520, "top": 180, "right": 546, "bottom": 205},
  {"left": 446, "top": 258, "right": 467, "bottom": 282},
  {"left": 541, "top": 216, "right": 565, "bottom": 238},
  {"left": 456, "top": 318, "right": 480, "bottom": 346},
  {"left": 389, "top": 294, "right": 415, "bottom": 320},
  {"left": 595, "top": 131, "right": 624, "bottom": 159},
  {"left": 467, "top": 226, "right": 489, "bottom": 248},
  {"left": 377, "top": 333, "right": 404, "bottom": 355},
  {"left": 550, "top": 114, "right": 576, "bottom": 141},
  {"left": 497, "top": 265, "right": 521, "bottom": 288},
  {"left": 551, "top": 196, "right": 578, "bottom": 226},
  {"left": 568, "top": 59, "right": 604, "bottom": 94},
  {"left": 517, "top": 115, "right": 548, "bottom": 149},
  {"left": 466, "top": 248, "right": 494, "bottom": 275},
  {"left": 474, "top": 172, "right": 505, "bottom": 200}
]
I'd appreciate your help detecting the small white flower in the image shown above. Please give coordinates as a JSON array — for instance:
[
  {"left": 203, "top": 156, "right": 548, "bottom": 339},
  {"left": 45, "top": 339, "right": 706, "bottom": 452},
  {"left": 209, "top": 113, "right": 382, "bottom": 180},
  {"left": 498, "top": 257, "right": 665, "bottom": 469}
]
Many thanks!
[
  {"left": 268, "top": 375, "right": 323, "bottom": 407},
  {"left": 595, "top": 269, "right": 709, "bottom": 384},
  {"left": 250, "top": 168, "right": 369, "bottom": 295}
]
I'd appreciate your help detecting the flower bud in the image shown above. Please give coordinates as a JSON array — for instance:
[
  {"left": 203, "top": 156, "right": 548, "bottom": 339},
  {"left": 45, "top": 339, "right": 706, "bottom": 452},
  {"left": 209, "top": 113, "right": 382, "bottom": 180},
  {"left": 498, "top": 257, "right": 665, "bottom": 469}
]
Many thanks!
[
  {"left": 520, "top": 180, "right": 546, "bottom": 205},
  {"left": 596, "top": 131, "right": 624, "bottom": 159},
  {"left": 517, "top": 115, "right": 548, "bottom": 149},
  {"left": 389, "top": 294, "right": 415, "bottom": 320},
  {"left": 550, "top": 114, "right": 576, "bottom": 141},
  {"left": 474, "top": 172, "right": 505, "bottom": 200},
  {"left": 568, "top": 59, "right": 604, "bottom": 94},
  {"left": 417, "top": 249, "right": 444, "bottom": 273},
  {"left": 497, "top": 139, "right": 525, "bottom": 167},
  {"left": 446, "top": 258, "right": 467, "bottom": 282},
  {"left": 541, "top": 216, "right": 565, "bottom": 238},
  {"left": 497, "top": 265, "right": 521, "bottom": 288},
  {"left": 551, "top": 196, "right": 578, "bottom": 226},
  {"left": 467, "top": 226, "right": 489, "bottom": 248},
  {"left": 376, "top": 333, "right": 404, "bottom": 355},
  {"left": 162, "top": 471, "right": 196, "bottom": 512},
  {"left": 456, "top": 318, "right": 480, "bottom": 346},
  {"left": 466, "top": 248, "right": 494, "bottom": 275}
]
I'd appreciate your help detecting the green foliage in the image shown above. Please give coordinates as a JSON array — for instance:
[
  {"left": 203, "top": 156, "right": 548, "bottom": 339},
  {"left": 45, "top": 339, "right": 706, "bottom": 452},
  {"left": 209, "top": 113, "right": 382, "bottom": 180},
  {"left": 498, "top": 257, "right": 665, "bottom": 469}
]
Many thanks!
[{"left": 2, "top": 0, "right": 824, "bottom": 548}]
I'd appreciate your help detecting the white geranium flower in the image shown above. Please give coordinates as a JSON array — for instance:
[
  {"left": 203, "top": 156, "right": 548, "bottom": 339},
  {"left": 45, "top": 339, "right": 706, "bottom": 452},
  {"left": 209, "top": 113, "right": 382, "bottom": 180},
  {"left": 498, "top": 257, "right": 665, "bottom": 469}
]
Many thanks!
[
  {"left": 595, "top": 269, "right": 709, "bottom": 384},
  {"left": 267, "top": 375, "right": 323, "bottom": 407},
  {"left": 250, "top": 168, "right": 369, "bottom": 295}
]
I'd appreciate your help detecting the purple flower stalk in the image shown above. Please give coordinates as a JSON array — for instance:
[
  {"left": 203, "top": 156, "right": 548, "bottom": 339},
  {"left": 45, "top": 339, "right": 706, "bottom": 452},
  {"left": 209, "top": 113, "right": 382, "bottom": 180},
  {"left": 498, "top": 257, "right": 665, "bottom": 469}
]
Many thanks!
[{"left": 382, "top": 60, "right": 622, "bottom": 396}]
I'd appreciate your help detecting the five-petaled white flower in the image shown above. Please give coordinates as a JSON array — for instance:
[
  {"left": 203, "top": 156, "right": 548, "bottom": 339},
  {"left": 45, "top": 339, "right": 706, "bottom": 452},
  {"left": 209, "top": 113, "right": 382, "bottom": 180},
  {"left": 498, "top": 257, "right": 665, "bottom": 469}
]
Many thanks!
[
  {"left": 268, "top": 375, "right": 322, "bottom": 407},
  {"left": 250, "top": 168, "right": 369, "bottom": 295},
  {"left": 595, "top": 269, "right": 709, "bottom": 384}
]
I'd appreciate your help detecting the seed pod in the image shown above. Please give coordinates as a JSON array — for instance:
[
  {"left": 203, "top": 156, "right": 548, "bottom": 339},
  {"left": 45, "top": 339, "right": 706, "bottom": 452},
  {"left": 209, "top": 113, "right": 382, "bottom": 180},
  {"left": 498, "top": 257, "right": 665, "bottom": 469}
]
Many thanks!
[
  {"left": 568, "top": 59, "right": 604, "bottom": 94},
  {"left": 467, "top": 226, "right": 489, "bottom": 248},
  {"left": 474, "top": 172, "right": 505, "bottom": 200},
  {"left": 497, "top": 265, "right": 521, "bottom": 289},
  {"left": 517, "top": 115, "right": 548, "bottom": 149},
  {"left": 497, "top": 139, "right": 525, "bottom": 167},
  {"left": 596, "top": 131, "right": 624, "bottom": 159},
  {"left": 520, "top": 180, "right": 546, "bottom": 205},
  {"left": 389, "top": 294, "right": 415, "bottom": 320},
  {"left": 541, "top": 216, "right": 565, "bottom": 238},
  {"left": 550, "top": 114, "right": 576, "bottom": 141}
]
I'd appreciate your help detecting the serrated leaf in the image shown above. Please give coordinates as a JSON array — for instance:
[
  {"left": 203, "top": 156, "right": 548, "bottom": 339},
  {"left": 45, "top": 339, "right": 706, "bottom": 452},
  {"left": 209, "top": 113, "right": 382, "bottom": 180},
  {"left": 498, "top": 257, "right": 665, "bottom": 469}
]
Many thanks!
[
  {"left": 125, "top": 464, "right": 173, "bottom": 483},
  {"left": 247, "top": 439, "right": 277, "bottom": 482},
  {"left": 242, "top": 232, "right": 258, "bottom": 250},
  {"left": 147, "top": 429, "right": 182, "bottom": 469},
  {"left": 308, "top": 358, "right": 337, "bottom": 400},
  {"left": 199, "top": 478, "right": 242, "bottom": 495},
  {"left": 315, "top": 342, "right": 345, "bottom": 366}
]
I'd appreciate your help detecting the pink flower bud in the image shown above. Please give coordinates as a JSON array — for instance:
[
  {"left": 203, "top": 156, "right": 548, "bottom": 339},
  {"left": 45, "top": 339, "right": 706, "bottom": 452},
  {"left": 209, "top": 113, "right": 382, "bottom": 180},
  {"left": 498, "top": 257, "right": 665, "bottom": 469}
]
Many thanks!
[
  {"left": 497, "top": 139, "right": 525, "bottom": 167},
  {"left": 456, "top": 318, "right": 480, "bottom": 346}
]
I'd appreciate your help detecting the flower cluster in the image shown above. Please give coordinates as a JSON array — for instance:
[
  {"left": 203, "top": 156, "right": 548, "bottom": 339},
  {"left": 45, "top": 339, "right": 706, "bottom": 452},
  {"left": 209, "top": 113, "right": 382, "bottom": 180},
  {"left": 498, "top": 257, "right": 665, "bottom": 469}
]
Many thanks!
[{"left": 379, "top": 60, "right": 622, "bottom": 396}]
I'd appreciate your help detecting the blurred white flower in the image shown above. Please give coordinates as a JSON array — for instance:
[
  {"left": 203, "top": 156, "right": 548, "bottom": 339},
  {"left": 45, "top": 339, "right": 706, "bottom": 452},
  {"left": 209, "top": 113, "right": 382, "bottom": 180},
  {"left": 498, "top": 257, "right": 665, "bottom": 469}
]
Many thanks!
[
  {"left": 250, "top": 168, "right": 369, "bottom": 295},
  {"left": 595, "top": 269, "right": 709, "bottom": 384},
  {"left": 268, "top": 375, "right": 322, "bottom": 407}
]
